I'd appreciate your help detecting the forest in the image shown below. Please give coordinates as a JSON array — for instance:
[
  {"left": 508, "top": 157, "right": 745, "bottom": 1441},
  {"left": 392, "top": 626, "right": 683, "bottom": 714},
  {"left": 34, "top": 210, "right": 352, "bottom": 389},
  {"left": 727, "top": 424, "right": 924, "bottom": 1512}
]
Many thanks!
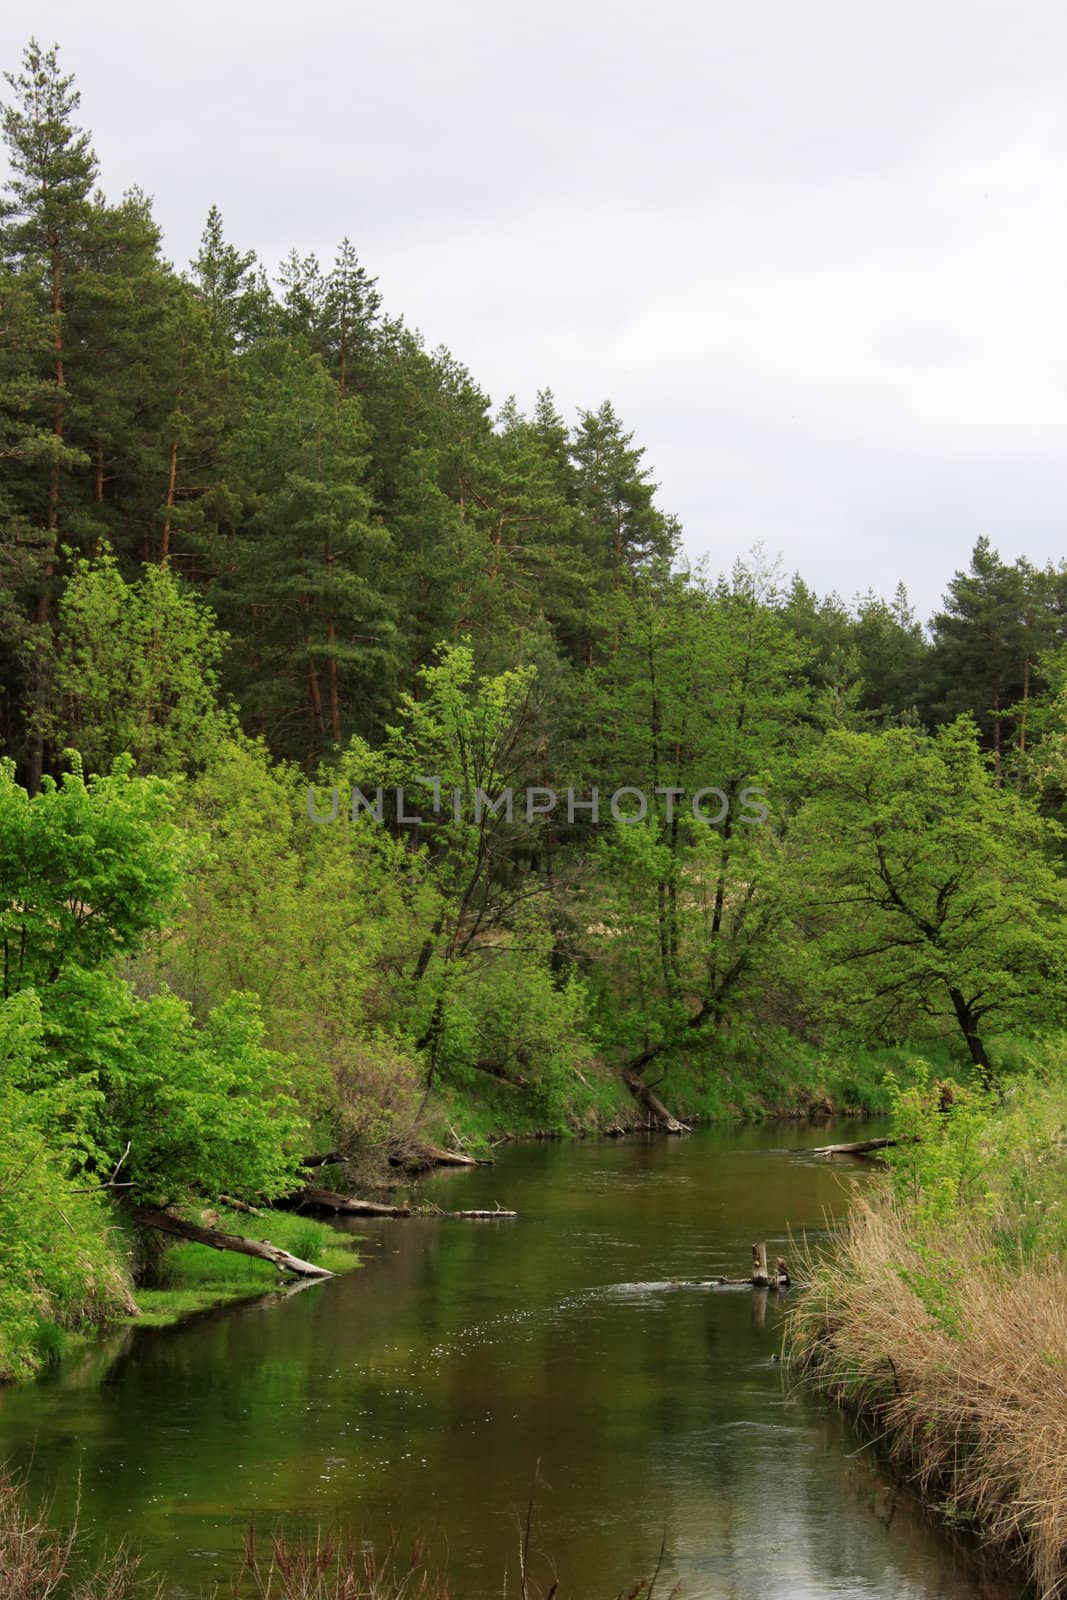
[{"left": 2, "top": 30, "right": 1067, "bottom": 1444}]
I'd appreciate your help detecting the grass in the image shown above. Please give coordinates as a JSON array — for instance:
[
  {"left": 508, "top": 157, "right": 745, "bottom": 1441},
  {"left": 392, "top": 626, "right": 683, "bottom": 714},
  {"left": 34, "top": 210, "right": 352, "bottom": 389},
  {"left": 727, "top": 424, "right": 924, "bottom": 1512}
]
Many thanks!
[
  {"left": 646, "top": 1029, "right": 971, "bottom": 1124},
  {"left": 785, "top": 1067, "right": 1067, "bottom": 1599},
  {"left": 128, "top": 1209, "right": 361, "bottom": 1328}
]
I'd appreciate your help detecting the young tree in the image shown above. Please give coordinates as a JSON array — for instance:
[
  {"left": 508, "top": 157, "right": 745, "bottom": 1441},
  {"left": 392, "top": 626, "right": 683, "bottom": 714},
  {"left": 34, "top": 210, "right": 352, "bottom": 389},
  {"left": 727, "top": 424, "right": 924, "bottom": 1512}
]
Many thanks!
[
  {"left": 50, "top": 551, "right": 233, "bottom": 776},
  {"left": 578, "top": 558, "right": 812, "bottom": 1123}
]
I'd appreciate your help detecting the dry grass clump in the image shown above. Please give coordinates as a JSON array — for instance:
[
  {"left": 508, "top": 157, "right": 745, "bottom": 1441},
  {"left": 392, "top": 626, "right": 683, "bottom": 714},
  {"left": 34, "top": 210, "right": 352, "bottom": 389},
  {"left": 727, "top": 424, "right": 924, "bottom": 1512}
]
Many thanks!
[
  {"left": 787, "top": 1193, "right": 1067, "bottom": 1597},
  {"left": 0, "top": 1468, "right": 158, "bottom": 1600},
  {"left": 234, "top": 1525, "right": 674, "bottom": 1600},
  {"left": 235, "top": 1528, "right": 453, "bottom": 1600}
]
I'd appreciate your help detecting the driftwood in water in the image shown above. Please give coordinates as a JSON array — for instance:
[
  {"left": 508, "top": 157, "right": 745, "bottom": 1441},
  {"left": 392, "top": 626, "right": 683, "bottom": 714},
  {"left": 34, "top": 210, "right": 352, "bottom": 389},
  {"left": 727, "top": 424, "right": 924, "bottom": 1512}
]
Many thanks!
[
  {"left": 133, "top": 1207, "right": 334, "bottom": 1279},
  {"left": 424, "top": 1203, "right": 518, "bottom": 1219},
  {"left": 622, "top": 1070, "right": 691, "bottom": 1135},
  {"left": 673, "top": 1244, "right": 790, "bottom": 1290},
  {"left": 810, "top": 1136, "right": 900, "bottom": 1157}
]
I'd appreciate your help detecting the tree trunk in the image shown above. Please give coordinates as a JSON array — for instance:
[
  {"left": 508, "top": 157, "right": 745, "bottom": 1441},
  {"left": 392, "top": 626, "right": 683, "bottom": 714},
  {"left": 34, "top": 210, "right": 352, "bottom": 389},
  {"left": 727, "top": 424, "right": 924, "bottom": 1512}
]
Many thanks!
[
  {"left": 948, "top": 987, "right": 995, "bottom": 1087},
  {"left": 621, "top": 1069, "right": 690, "bottom": 1134},
  {"left": 133, "top": 1206, "right": 334, "bottom": 1278},
  {"left": 326, "top": 615, "right": 340, "bottom": 743},
  {"left": 991, "top": 676, "right": 1002, "bottom": 787},
  {"left": 304, "top": 629, "right": 325, "bottom": 741},
  {"left": 1018, "top": 655, "right": 1030, "bottom": 772},
  {"left": 161, "top": 435, "right": 179, "bottom": 564},
  {"left": 27, "top": 233, "right": 67, "bottom": 795}
]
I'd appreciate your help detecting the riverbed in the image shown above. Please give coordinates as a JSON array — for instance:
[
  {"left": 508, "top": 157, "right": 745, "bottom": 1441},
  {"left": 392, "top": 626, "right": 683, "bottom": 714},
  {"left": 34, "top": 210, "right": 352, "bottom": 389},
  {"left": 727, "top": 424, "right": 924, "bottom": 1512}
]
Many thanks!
[{"left": 0, "top": 1122, "right": 1016, "bottom": 1597}]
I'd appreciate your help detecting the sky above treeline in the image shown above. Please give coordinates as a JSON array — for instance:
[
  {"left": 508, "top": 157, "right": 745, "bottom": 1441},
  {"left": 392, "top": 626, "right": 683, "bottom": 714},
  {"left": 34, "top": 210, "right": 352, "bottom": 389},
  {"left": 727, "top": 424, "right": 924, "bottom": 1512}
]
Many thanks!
[{"left": 2, "top": 0, "right": 1065, "bottom": 622}]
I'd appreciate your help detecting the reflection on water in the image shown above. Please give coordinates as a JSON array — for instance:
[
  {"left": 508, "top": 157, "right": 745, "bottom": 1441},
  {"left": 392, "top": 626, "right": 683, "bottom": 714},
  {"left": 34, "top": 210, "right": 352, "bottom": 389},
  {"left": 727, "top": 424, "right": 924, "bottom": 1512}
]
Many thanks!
[{"left": 0, "top": 1123, "right": 1021, "bottom": 1598}]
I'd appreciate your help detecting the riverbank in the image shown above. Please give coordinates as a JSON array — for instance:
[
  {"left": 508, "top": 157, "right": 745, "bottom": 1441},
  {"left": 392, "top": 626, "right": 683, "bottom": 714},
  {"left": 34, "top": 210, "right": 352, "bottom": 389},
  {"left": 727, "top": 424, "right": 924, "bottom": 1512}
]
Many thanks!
[
  {"left": 0, "top": 1031, "right": 1050, "bottom": 1390},
  {"left": 432, "top": 1030, "right": 991, "bottom": 1151},
  {"left": 786, "top": 1068, "right": 1067, "bottom": 1600}
]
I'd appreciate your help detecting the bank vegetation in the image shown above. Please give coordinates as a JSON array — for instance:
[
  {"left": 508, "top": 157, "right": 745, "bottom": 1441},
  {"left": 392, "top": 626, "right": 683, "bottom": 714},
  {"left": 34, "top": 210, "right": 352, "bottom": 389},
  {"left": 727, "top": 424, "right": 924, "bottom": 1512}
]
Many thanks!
[{"left": 788, "top": 1065, "right": 1067, "bottom": 1598}]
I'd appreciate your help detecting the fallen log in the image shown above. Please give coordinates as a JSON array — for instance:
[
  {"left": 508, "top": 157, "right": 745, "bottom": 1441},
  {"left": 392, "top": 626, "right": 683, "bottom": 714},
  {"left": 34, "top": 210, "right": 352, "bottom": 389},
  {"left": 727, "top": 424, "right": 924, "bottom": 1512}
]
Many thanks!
[
  {"left": 425, "top": 1145, "right": 493, "bottom": 1167},
  {"left": 809, "top": 1136, "right": 900, "bottom": 1157},
  {"left": 280, "top": 1186, "right": 517, "bottom": 1221},
  {"left": 283, "top": 1185, "right": 412, "bottom": 1218},
  {"left": 218, "top": 1194, "right": 264, "bottom": 1216},
  {"left": 133, "top": 1207, "right": 334, "bottom": 1279}
]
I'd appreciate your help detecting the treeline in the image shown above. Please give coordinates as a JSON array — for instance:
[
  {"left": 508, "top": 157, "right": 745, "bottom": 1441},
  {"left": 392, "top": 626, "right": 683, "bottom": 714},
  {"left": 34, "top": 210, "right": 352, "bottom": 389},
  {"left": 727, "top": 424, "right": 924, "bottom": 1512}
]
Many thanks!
[
  {"left": 5, "top": 45, "right": 1066, "bottom": 787},
  {"left": 3, "top": 41, "right": 1067, "bottom": 1377}
]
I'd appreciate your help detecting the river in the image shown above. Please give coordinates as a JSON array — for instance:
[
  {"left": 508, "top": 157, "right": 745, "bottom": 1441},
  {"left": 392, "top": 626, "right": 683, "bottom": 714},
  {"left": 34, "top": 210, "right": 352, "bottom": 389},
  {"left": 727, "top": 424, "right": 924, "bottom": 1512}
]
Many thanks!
[{"left": 0, "top": 1122, "right": 1017, "bottom": 1598}]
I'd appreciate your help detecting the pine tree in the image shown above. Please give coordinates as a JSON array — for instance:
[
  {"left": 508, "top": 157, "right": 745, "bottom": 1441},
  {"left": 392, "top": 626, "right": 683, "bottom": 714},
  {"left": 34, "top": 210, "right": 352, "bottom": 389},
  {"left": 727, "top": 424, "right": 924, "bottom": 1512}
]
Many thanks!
[
  {"left": 190, "top": 205, "right": 273, "bottom": 354},
  {"left": 0, "top": 40, "right": 99, "bottom": 787},
  {"left": 323, "top": 238, "right": 381, "bottom": 397},
  {"left": 928, "top": 539, "right": 1029, "bottom": 782},
  {"left": 213, "top": 339, "right": 396, "bottom": 759},
  {"left": 571, "top": 401, "right": 678, "bottom": 589},
  {"left": 276, "top": 248, "right": 326, "bottom": 346}
]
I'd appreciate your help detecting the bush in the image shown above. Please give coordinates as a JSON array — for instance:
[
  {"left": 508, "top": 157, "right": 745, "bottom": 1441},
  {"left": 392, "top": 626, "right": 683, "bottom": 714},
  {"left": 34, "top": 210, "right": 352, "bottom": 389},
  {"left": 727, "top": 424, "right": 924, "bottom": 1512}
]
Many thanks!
[{"left": 0, "top": 995, "right": 135, "bottom": 1384}]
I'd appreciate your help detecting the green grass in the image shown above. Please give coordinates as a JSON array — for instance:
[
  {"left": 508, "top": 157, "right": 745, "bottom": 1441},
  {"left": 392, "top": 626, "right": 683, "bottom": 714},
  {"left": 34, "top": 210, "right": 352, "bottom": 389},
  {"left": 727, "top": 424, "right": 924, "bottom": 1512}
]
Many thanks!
[
  {"left": 127, "top": 1208, "right": 361, "bottom": 1327},
  {"left": 431, "top": 1029, "right": 986, "bottom": 1145}
]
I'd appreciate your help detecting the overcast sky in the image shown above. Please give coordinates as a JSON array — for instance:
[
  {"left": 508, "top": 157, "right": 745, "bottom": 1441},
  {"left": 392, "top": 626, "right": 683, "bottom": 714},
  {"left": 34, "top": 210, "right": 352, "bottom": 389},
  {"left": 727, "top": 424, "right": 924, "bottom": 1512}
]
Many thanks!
[{"left": 3, "top": 0, "right": 1065, "bottom": 622}]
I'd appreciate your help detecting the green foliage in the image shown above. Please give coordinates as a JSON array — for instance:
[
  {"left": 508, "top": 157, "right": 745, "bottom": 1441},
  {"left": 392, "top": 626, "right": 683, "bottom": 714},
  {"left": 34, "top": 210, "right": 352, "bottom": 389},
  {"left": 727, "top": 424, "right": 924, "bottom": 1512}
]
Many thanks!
[
  {"left": 0, "top": 755, "right": 187, "bottom": 990},
  {"left": 884, "top": 1062, "right": 1067, "bottom": 1267},
  {"left": 884, "top": 1068, "right": 999, "bottom": 1226},
  {"left": 0, "top": 760, "right": 305, "bottom": 1204}
]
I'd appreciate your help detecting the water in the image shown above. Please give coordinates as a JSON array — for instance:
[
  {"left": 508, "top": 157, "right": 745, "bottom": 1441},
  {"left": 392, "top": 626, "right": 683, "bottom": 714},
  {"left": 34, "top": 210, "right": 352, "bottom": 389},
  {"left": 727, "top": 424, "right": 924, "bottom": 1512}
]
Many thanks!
[{"left": 0, "top": 1122, "right": 1017, "bottom": 1598}]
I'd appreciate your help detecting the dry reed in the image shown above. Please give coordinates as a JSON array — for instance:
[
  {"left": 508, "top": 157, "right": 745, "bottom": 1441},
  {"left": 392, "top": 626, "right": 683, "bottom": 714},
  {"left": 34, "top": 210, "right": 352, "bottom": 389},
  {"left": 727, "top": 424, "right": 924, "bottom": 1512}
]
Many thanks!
[{"left": 787, "top": 1192, "right": 1067, "bottom": 1598}]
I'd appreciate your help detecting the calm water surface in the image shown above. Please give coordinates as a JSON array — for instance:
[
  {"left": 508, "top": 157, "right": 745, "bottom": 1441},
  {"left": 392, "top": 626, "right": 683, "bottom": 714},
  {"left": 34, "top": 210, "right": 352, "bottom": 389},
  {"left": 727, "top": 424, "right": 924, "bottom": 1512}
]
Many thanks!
[{"left": 0, "top": 1123, "right": 1018, "bottom": 1598}]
